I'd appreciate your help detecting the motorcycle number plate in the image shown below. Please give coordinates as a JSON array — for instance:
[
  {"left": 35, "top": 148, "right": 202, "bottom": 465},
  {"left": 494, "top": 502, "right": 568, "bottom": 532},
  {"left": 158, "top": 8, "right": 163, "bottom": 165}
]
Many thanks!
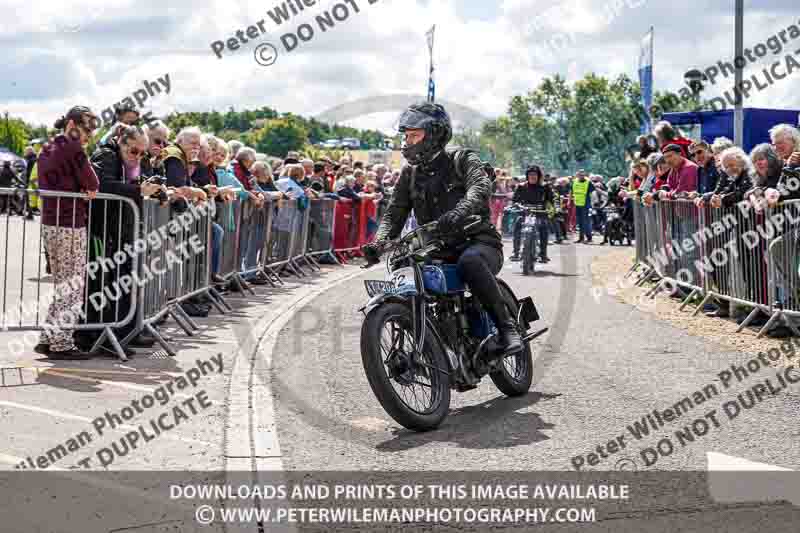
[
  {"left": 389, "top": 267, "right": 418, "bottom": 295},
  {"left": 525, "top": 215, "right": 537, "bottom": 225}
]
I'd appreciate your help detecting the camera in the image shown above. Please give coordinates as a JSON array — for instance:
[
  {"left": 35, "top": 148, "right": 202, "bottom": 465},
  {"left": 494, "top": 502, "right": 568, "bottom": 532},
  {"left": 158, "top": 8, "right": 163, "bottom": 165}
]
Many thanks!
[
  {"left": 145, "top": 175, "right": 169, "bottom": 204},
  {"left": 781, "top": 166, "right": 800, "bottom": 180}
]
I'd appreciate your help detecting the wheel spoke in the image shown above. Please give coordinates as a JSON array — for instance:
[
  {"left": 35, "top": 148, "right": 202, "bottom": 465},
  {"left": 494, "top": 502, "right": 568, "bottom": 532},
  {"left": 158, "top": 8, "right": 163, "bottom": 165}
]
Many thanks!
[{"left": 378, "top": 314, "right": 440, "bottom": 415}]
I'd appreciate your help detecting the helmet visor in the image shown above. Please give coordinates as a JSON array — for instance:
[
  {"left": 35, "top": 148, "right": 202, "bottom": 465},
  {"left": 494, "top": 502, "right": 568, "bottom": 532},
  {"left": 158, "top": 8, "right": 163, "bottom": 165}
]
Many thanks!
[{"left": 394, "top": 109, "right": 436, "bottom": 134}]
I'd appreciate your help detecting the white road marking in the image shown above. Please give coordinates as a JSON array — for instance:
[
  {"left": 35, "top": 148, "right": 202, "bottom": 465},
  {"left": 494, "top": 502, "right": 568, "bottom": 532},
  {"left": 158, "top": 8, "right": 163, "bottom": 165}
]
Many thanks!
[{"left": 0, "top": 400, "right": 213, "bottom": 447}]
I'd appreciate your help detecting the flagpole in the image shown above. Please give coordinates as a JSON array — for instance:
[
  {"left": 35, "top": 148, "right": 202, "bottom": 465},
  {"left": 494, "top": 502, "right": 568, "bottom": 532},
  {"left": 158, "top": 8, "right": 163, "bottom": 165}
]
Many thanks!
[{"left": 649, "top": 26, "right": 654, "bottom": 133}]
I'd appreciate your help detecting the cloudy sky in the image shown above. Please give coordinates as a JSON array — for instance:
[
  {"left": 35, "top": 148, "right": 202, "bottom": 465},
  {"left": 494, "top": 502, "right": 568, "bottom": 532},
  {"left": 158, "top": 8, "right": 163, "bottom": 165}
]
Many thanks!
[{"left": 2, "top": 0, "right": 799, "bottom": 133}]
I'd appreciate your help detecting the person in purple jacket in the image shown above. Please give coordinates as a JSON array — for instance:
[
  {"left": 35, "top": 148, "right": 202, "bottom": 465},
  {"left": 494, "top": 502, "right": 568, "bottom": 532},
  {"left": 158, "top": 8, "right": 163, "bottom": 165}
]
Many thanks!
[{"left": 35, "top": 106, "right": 100, "bottom": 359}]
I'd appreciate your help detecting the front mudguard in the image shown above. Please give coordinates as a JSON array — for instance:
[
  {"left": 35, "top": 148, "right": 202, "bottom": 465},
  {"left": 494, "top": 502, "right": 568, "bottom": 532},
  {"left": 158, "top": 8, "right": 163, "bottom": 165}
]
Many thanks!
[{"left": 359, "top": 292, "right": 411, "bottom": 316}]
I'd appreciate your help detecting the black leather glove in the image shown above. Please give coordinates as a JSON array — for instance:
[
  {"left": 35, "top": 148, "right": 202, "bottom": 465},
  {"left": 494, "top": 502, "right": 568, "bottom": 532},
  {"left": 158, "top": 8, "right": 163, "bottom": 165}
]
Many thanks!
[
  {"left": 437, "top": 211, "right": 462, "bottom": 235},
  {"left": 362, "top": 241, "right": 384, "bottom": 265}
]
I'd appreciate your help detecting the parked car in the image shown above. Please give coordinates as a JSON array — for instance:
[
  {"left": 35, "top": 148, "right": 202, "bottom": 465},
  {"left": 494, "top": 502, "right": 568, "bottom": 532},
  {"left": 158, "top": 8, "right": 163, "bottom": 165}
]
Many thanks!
[
  {"left": 323, "top": 139, "right": 341, "bottom": 149},
  {"left": 341, "top": 137, "right": 361, "bottom": 149}
]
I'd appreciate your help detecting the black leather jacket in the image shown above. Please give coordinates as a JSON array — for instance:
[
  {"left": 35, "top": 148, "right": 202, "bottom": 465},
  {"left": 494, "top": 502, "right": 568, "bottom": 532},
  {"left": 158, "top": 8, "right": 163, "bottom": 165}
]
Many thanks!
[
  {"left": 374, "top": 148, "right": 501, "bottom": 250},
  {"left": 512, "top": 182, "right": 553, "bottom": 207}
]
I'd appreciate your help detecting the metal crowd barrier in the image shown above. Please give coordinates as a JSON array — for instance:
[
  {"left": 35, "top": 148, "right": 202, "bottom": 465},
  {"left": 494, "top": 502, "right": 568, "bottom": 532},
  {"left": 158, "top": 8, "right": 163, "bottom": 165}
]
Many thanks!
[
  {"left": 306, "top": 198, "right": 339, "bottom": 265},
  {"left": 633, "top": 196, "right": 800, "bottom": 337},
  {"left": 133, "top": 198, "right": 230, "bottom": 357},
  {"left": 1, "top": 188, "right": 366, "bottom": 362},
  {"left": 333, "top": 198, "right": 377, "bottom": 263},
  {"left": 0, "top": 189, "right": 140, "bottom": 360}
]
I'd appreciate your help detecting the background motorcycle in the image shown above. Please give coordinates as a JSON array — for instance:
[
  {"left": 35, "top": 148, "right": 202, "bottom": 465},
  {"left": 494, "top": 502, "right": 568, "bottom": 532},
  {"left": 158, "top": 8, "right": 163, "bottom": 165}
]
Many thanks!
[
  {"left": 359, "top": 216, "right": 547, "bottom": 431},
  {"left": 514, "top": 204, "right": 549, "bottom": 276},
  {"left": 603, "top": 206, "right": 632, "bottom": 245}
]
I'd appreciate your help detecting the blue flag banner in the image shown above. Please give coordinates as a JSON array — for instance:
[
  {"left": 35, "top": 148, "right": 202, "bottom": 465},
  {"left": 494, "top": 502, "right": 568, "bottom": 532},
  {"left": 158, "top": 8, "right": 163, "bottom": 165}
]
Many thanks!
[
  {"left": 426, "top": 25, "right": 436, "bottom": 102},
  {"left": 638, "top": 28, "right": 654, "bottom": 134}
]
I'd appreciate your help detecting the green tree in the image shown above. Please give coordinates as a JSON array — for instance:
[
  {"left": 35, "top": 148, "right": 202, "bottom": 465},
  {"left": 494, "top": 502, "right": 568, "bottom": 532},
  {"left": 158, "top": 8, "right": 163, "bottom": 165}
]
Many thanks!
[
  {"left": 0, "top": 114, "right": 29, "bottom": 155},
  {"left": 251, "top": 116, "right": 308, "bottom": 158}
]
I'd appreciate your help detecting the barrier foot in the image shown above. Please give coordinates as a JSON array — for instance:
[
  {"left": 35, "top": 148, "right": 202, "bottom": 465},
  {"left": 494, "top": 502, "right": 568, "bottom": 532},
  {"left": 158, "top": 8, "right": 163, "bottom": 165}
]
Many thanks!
[
  {"left": 634, "top": 266, "right": 653, "bottom": 287},
  {"left": 173, "top": 302, "right": 200, "bottom": 331},
  {"left": 624, "top": 262, "right": 641, "bottom": 279},
  {"left": 145, "top": 323, "right": 176, "bottom": 357},
  {"left": 735, "top": 307, "right": 762, "bottom": 333},
  {"left": 757, "top": 311, "right": 782, "bottom": 339},
  {"left": 679, "top": 289, "right": 698, "bottom": 311},
  {"left": 237, "top": 274, "right": 257, "bottom": 296},
  {"left": 301, "top": 254, "right": 319, "bottom": 272},
  {"left": 264, "top": 265, "right": 284, "bottom": 285},
  {"left": 693, "top": 293, "right": 714, "bottom": 316},
  {"left": 285, "top": 260, "right": 304, "bottom": 278},
  {"left": 292, "top": 257, "right": 311, "bottom": 275},
  {"left": 209, "top": 286, "right": 233, "bottom": 312},
  {"left": 783, "top": 314, "right": 800, "bottom": 338},
  {"left": 646, "top": 280, "right": 664, "bottom": 299},
  {"left": 205, "top": 289, "right": 228, "bottom": 315},
  {"left": 89, "top": 328, "right": 127, "bottom": 362},
  {"left": 305, "top": 254, "right": 321, "bottom": 271},
  {"left": 170, "top": 307, "right": 196, "bottom": 336},
  {"left": 104, "top": 329, "right": 128, "bottom": 362},
  {"left": 259, "top": 270, "right": 277, "bottom": 288}
]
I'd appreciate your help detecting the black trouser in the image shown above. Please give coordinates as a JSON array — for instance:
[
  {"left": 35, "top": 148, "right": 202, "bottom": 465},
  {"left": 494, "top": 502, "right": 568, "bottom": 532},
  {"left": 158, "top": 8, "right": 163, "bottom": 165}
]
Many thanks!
[
  {"left": 512, "top": 215, "right": 548, "bottom": 258},
  {"left": 454, "top": 242, "right": 505, "bottom": 313}
]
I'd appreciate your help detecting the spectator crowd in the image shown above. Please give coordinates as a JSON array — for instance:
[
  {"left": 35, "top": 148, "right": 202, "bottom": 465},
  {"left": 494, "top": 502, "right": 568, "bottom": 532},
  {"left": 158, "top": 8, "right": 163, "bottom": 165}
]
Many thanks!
[
  {"left": 7, "top": 103, "right": 403, "bottom": 360},
  {"left": 7, "top": 99, "right": 800, "bottom": 358}
]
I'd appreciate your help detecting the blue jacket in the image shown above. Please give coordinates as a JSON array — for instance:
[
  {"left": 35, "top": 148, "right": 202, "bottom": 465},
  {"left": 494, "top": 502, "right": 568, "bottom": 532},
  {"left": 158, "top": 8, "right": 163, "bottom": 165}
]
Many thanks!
[{"left": 697, "top": 161, "right": 720, "bottom": 195}]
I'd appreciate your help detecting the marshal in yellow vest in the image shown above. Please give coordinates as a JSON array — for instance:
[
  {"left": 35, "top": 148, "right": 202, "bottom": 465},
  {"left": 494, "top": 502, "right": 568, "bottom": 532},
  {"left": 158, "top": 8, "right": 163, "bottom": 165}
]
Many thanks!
[{"left": 572, "top": 179, "right": 590, "bottom": 207}]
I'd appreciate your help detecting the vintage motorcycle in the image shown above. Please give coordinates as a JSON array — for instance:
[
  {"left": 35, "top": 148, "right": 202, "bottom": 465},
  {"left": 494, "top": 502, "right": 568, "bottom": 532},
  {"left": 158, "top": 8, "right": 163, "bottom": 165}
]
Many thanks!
[
  {"left": 603, "top": 206, "right": 633, "bottom": 246},
  {"left": 516, "top": 205, "right": 550, "bottom": 276},
  {"left": 359, "top": 216, "right": 547, "bottom": 431}
]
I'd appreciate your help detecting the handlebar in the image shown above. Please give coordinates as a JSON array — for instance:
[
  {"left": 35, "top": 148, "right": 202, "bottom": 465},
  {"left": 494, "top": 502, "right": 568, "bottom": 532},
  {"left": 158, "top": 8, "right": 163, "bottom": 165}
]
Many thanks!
[{"left": 362, "top": 214, "right": 483, "bottom": 267}]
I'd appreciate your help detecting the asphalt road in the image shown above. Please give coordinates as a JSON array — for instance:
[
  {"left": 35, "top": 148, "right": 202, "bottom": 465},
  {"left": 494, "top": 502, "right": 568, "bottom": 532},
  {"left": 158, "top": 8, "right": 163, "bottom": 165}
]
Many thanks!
[{"left": 268, "top": 238, "right": 800, "bottom": 530}]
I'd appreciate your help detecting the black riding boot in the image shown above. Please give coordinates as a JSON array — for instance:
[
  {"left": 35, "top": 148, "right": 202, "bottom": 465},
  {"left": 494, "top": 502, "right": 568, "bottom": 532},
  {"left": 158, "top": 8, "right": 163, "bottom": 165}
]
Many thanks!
[{"left": 486, "top": 302, "right": 523, "bottom": 358}]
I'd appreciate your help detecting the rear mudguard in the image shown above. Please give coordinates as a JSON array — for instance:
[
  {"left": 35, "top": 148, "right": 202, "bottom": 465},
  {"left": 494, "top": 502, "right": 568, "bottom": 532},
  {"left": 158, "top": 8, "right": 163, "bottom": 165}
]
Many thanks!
[{"left": 496, "top": 278, "right": 540, "bottom": 331}]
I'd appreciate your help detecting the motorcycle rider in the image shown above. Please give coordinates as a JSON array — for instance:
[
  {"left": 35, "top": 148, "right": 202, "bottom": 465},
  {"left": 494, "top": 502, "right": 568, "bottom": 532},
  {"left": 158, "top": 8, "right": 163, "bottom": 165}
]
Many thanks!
[
  {"left": 510, "top": 165, "right": 553, "bottom": 263},
  {"left": 363, "top": 103, "right": 523, "bottom": 359}
]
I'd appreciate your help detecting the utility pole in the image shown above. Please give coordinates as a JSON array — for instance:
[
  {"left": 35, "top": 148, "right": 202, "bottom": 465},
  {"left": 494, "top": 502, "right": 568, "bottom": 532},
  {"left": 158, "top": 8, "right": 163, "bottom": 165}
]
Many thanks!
[{"left": 734, "top": 0, "right": 744, "bottom": 146}]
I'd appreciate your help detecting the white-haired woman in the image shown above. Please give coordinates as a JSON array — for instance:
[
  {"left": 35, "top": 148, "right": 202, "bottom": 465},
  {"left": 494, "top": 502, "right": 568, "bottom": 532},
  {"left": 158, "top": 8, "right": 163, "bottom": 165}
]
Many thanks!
[
  {"left": 769, "top": 124, "right": 800, "bottom": 167},
  {"left": 700, "top": 147, "right": 756, "bottom": 319},
  {"left": 227, "top": 140, "right": 243, "bottom": 161}
]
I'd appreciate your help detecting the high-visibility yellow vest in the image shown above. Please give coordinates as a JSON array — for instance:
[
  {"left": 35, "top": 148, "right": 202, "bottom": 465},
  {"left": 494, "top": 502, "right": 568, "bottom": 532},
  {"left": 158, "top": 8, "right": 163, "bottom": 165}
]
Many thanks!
[{"left": 572, "top": 179, "right": 589, "bottom": 207}]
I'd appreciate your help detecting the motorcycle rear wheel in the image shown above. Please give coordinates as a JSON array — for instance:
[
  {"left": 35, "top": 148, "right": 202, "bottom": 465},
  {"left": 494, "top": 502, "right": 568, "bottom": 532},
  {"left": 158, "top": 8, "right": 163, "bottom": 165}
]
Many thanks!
[
  {"left": 489, "top": 285, "right": 534, "bottom": 396},
  {"left": 360, "top": 302, "right": 451, "bottom": 431}
]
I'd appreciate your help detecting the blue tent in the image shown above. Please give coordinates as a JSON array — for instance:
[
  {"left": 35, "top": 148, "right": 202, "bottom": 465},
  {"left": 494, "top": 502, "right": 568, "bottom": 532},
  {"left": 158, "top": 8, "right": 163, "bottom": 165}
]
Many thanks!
[{"left": 661, "top": 108, "right": 800, "bottom": 153}]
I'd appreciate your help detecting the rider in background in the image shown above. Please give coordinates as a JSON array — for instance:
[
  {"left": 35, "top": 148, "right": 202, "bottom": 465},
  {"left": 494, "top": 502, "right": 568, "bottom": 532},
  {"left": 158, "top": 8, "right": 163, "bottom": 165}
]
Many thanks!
[
  {"left": 510, "top": 165, "right": 553, "bottom": 263},
  {"left": 364, "top": 103, "right": 523, "bottom": 359}
]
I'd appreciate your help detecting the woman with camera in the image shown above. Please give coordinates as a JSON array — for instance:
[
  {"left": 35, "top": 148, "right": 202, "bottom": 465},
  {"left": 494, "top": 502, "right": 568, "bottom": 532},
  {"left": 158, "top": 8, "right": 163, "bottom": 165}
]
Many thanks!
[{"left": 79, "top": 124, "right": 167, "bottom": 353}]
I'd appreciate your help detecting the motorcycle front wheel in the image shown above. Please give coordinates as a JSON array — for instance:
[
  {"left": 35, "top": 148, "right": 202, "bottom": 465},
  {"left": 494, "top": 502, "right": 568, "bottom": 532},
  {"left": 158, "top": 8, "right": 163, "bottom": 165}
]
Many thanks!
[
  {"left": 522, "top": 231, "right": 536, "bottom": 276},
  {"left": 360, "top": 302, "right": 451, "bottom": 431}
]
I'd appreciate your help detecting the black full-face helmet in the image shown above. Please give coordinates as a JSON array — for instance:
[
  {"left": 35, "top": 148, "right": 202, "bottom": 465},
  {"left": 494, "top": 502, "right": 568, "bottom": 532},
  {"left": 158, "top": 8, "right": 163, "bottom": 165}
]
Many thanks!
[{"left": 396, "top": 102, "right": 452, "bottom": 165}]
